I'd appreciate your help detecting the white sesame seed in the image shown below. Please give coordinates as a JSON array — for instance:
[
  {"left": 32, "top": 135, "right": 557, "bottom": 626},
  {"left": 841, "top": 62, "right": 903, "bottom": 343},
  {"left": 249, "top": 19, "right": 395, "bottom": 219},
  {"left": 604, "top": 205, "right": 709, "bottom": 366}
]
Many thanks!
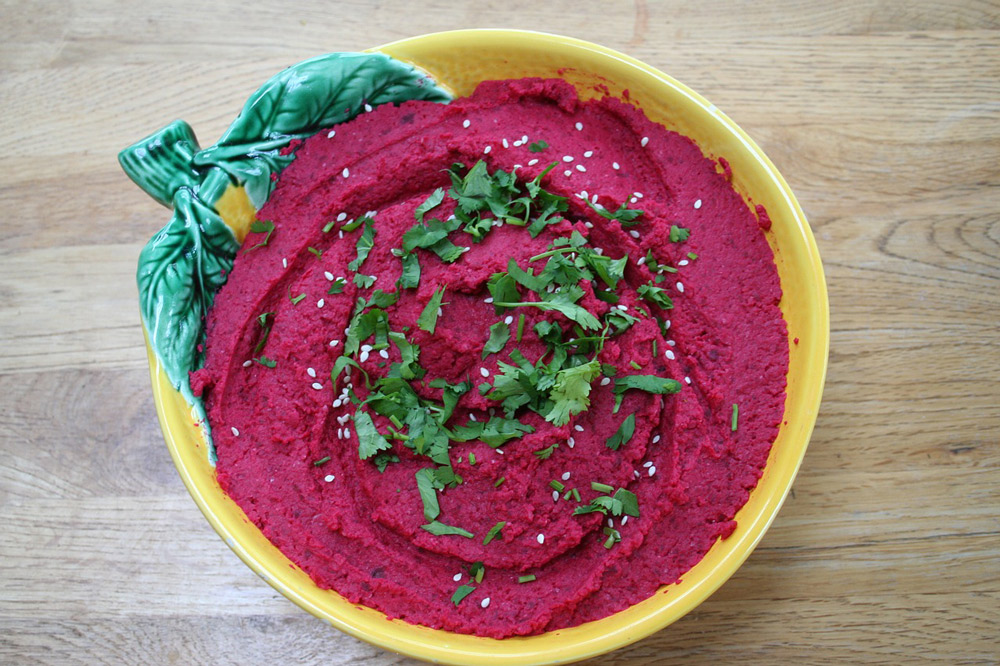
[
  {"left": 684, "top": 376, "right": 692, "bottom": 384},
  {"left": 502, "top": 138, "right": 509, "bottom": 148},
  {"left": 528, "top": 159, "right": 539, "bottom": 166},
  {"left": 649, "top": 466, "right": 657, "bottom": 477},
  {"left": 666, "top": 350, "right": 676, "bottom": 360},
  {"left": 638, "top": 256, "right": 647, "bottom": 265},
  {"left": 344, "top": 428, "right": 350, "bottom": 439},
  {"left": 594, "top": 248, "right": 603, "bottom": 255},
  {"left": 567, "top": 436, "right": 575, "bottom": 448},
  {"left": 338, "top": 231, "right": 343, "bottom": 239},
  {"left": 317, "top": 299, "right": 325, "bottom": 308},
  {"left": 564, "top": 170, "right": 572, "bottom": 177},
  {"left": 469, "top": 414, "right": 477, "bottom": 422},
  {"left": 521, "top": 135, "right": 528, "bottom": 143},
  {"left": 552, "top": 490, "right": 560, "bottom": 502},
  {"left": 325, "top": 474, "right": 335, "bottom": 482},
  {"left": 437, "top": 307, "right": 443, "bottom": 316},
  {"left": 652, "top": 435, "right": 661, "bottom": 444},
  {"left": 591, "top": 193, "right": 599, "bottom": 203},
  {"left": 561, "top": 472, "right": 571, "bottom": 481},
  {"left": 307, "top": 367, "right": 317, "bottom": 378},
  {"left": 231, "top": 427, "right": 240, "bottom": 436},
  {"left": 337, "top": 427, "right": 343, "bottom": 439},
  {"left": 332, "top": 399, "right": 342, "bottom": 408},
  {"left": 574, "top": 425, "right": 584, "bottom": 432},
  {"left": 327, "top": 129, "right": 336, "bottom": 138},
  {"left": 484, "top": 145, "right": 492, "bottom": 154},
  {"left": 496, "top": 449, "right": 504, "bottom": 455},
  {"left": 667, "top": 339, "right": 676, "bottom": 346},
  {"left": 563, "top": 155, "right": 574, "bottom": 162},
  {"left": 379, "top": 349, "right": 389, "bottom": 359},
  {"left": 463, "top": 119, "right": 471, "bottom": 128},
  {"left": 330, "top": 339, "right": 340, "bottom": 347},
  {"left": 575, "top": 164, "right": 586, "bottom": 172},
  {"left": 504, "top": 315, "right": 514, "bottom": 325},
  {"left": 312, "top": 382, "right": 323, "bottom": 390},
  {"left": 337, "top": 212, "right": 347, "bottom": 222},
  {"left": 607, "top": 518, "right": 614, "bottom": 528},
  {"left": 584, "top": 221, "right": 594, "bottom": 229},
  {"left": 664, "top": 320, "right": 671, "bottom": 330},
  {"left": 484, "top": 297, "right": 494, "bottom": 304},
  {"left": 676, "top": 282, "right": 685, "bottom": 293},
  {"left": 679, "top": 259, "right": 689, "bottom": 267},
  {"left": 634, "top": 470, "right": 641, "bottom": 478},
  {"left": 537, "top": 533, "right": 545, "bottom": 544},
  {"left": 481, "top": 597, "right": 491, "bottom": 608},
  {"left": 629, "top": 230, "right": 640, "bottom": 239},
  {"left": 242, "top": 360, "right": 252, "bottom": 367},
  {"left": 513, "top": 140, "right": 522, "bottom": 147},
  {"left": 359, "top": 351, "right": 369, "bottom": 362},
  {"left": 613, "top": 162, "right": 620, "bottom": 170},
  {"left": 364, "top": 103, "right": 373, "bottom": 113},
  {"left": 480, "top": 367, "right": 490, "bottom": 378},
  {"left": 622, "top": 515, "right": 628, "bottom": 525},
  {"left": 600, "top": 377, "right": 611, "bottom": 386},
  {"left": 643, "top": 461, "right": 653, "bottom": 468},
  {"left": 641, "top": 136, "right": 649, "bottom": 147},
  {"left": 584, "top": 150, "right": 593, "bottom": 158},
  {"left": 342, "top": 167, "right": 349, "bottom": 178},
  {"left": 361, "top": 344, "right": 372, "bottom": 353},
  {"left": 634, "top": 192, "right": 644, "bottom": 198},
  {"left": 453, "top": 573, "right": 463, "bottom": 582},
  {"left": 617, "top": 304, "right": 628, "bottom": 311},
  {"left": 282, "top": 257, "right": 288, "bottom": 268},
  {"left": 575, "top": 122, "right": 583, "bottom": 131},
  {"left": 694, "top": 199, "right": 703, "bottom": 209},
  {"left": 324, "top": 271, "right": 334, "bottom": 281}
]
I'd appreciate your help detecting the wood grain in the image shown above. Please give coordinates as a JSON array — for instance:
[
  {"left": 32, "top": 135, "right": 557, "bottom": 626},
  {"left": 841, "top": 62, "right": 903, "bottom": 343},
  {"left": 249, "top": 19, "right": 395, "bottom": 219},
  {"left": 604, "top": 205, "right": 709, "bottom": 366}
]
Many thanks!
[{"left": 1, "top": 1, "right": 997, "bottom": 664}]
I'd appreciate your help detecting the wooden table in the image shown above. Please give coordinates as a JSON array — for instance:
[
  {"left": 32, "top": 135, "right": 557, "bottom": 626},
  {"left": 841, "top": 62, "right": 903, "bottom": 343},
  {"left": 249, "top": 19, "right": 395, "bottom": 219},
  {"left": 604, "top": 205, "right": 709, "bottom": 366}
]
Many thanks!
[{"left": 2, "top": 2, "right": 997, "bottom": 663}]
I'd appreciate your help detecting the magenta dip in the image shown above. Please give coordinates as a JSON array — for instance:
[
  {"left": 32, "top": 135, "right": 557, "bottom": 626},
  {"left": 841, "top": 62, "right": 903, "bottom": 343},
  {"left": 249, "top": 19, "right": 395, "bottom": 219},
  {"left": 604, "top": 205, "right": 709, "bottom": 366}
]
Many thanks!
[{"left": 191, "top": 78, "right": 788, "bottom": 637}]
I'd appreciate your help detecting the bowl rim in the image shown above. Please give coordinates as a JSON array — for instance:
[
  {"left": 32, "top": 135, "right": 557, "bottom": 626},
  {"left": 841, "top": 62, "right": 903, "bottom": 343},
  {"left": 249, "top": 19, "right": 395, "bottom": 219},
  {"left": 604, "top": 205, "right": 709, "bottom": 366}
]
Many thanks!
[{"left": 145, "top": 28, "right": 829, "bottom": 665}]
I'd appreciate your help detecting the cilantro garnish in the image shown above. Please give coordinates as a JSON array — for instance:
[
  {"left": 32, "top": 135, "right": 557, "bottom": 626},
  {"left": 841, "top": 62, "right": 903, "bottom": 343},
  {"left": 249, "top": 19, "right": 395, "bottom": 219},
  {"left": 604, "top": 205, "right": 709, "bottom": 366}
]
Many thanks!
[
  {"left": 348, "top": 218, "right": 375, "bottom": 271},
  {"left": 586, "top": 199, "right": 644, "bottom": 227},
  {"left": 372, "top": 452, "right": 399, "bottom": 472},
  {"left": 528, "top": 140, "right": 549, "bottom": 152},
  {"left": 254, "top": 355, "right": 276, "bottom": 368},
  {"left": 415, "top": 187, "right": 445, "bottom": 223},
  {"left": 482, "top": 521, "right": 506, "bottom": 545},
  {"left": 573, "top": 487, "right": 639, "bottom": 518},
  {"left": 397, "top": 252, "right": 420, "bottom": 289},
  {"left": 669, "top": 225, "right": 691, "bottom": 242},
  {"left": 451, "top": 584, "right": 476, "bottom": 606},
  {"left": 253, "top": 311, "right": 275, "bottom": 354},
  {"left": 354, "top": 410, "right": 392, "bottom": 459},
  {"left": 637, "top": 283, "right": 674, "bottom": 310},
  {"left": 342, "top": 216, "right": 369, "bottom": 232},
  {"left": 533, "top": 443, "right": 559, "bottom": 460},
  {"left": 417, "top": 286, "right": 446, "bottom": 333},
  {"left": 244, "top": 219, "right": 275, "bottom": 252},
  {"left": 421, "top": 521, "right": 474, "bottom": 538},
  {"left": 415, "top": 468, "right": 440, "bottom": 522},
  {"left": 353, "top": 273, "right": 376, "bottom": 288},
  {"left": 606, "top": 413, "right": 636, "bottom": 451},
  {"left": 545, "top": 358, "right": 600, "bottom": 426},
  {"left": 482, "top": 321, "right": 511, "bottom": 359},
  {"left": 612, "top": 375, "right": 683, "bottom": 412},
  {"left": 327, "top": 277, "right": 347, "bottom": 294}
]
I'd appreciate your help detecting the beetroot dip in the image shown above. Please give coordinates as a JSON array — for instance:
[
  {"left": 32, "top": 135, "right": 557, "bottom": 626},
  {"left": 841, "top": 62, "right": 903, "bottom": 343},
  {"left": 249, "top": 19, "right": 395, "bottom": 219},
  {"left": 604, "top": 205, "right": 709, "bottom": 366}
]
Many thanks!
[{"left": 191, "top": 78, "right": 788, "bottom": 638}]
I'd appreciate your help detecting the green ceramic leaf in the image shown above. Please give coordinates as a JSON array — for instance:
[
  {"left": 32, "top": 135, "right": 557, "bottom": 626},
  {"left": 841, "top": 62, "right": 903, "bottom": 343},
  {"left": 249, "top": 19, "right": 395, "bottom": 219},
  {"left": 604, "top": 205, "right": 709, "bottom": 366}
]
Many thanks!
[
  {"left": 137, "top": 188, "right": 240, "bottom": 433},
  {"left": 193, "top": 52, "right": 451, "bottom": 208}
]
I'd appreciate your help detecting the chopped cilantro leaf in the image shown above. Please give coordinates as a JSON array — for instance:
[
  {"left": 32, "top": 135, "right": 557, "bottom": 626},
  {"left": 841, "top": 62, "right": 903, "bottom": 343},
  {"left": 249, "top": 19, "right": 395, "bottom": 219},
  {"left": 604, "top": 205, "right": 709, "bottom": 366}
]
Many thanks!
[
  {"left": 397, "top": 252, "right": 420, "bottom": 289},
  {"left": 545, "top": 358, "right": 600, "bottom": 426},
  {"left": 528, "top": 140, "right": 549, "bottom": 153},
  {"left": 348, "top": 218, "right": 376, "bottom": 271},
  {"left": 637, "top": 282, "right": 674, "bottom": 310},
  {"left": 372, "top": 452, "right": 399, "bottom": 472},
  {"left": 606, "top": 413, "right": 636, "bottom": 451},
  {"left": 482, "top": 521, "right": 506, "bottom": 545},
  {"left": 534, "top": 443, "right": 559, "bottom": 460},
  {"left": 254, "top": 356, "right": 276, "bottom": 368},
  {"left": 415, "top": 468, "right": 440, "bottom": 522},
  {"left": 354, "top": 410, "right": 392, "bottom": 460},
  {"left": 688, "top": 252, "right": 699, "bottom": 260},
  {"left": 586, "top": 199, "right": 644, "bottom": 227},
  {"left": 415, "top": 187, "right": 445, "bottom": 223},
  {"left": 253, "top": 311, "right": 274, "bottom": 354},
  {"left": 670, "top": 225, "right": 691, "bottom": 242},
  {"left": 612, "top": 375, "right": 683, "bottom": 412},
  {"left": 244, "top": 219, "right": 275, "bottom": 251},
  {"left": 451, "top": 584, "right": 476, "bottom": 606},
  {"left": 417, "top": 286, "right": 446, "bottom": 333},
  {"left": 353, "top": 273, "right": 376, "bottom": 288},
  {"left": 422, "top": 521, "right": 474, "bottom": 538},
  {"left": 342, "top": 216, "right": 369, "bottom": 232},
  {"left": 482, "top": 321, "right": 511, "bottom": 359},
  {"left": 327, "top": 277, "right": 347, "bottom": 294}
]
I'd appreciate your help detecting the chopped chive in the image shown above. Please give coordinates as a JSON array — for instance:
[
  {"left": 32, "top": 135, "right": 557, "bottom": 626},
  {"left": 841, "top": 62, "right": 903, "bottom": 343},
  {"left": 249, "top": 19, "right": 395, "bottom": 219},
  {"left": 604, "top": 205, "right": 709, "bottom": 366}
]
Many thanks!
[
  {"left": 494, "top": 476, "right": 506, "bottom": 488},
  {"left": 469, "top": 453, "right": 477, "bottom": 465},
  {"left": 482, "top": 521, "right": 505, "bottom": 545},
  {"left": 571, "top": 488, "right": 581, "bottom": 502},
  {"left": 562, "top": 489, "right": 572, "bottom": 500},
  {"left": 604, "top": 534, "right": 616, "bottom": 549},
  {"left": 591, "top": 481, "right": 614, "bottom": 494},
  {"left": 732, "top": 403, "right": 739, "bottom": 431},
  {"left": 307, "top": 246, "right": 322, "bottom": 258},
  {"left": 389, "top": 414, "right": 403, "bottom": 429},
  {"left": 518, "top": 574, "right": 537, "bottom": 583},
  {"left": 474, "top": 564, "right": 485, "bottom": 583},
  {"left": 652, "top": 339, "right": 658, "bottom": 357},
  {"left": 549, "top": 480, "right": 565, "bottom": 492},
  {"left": 342, "top": 216, "right": 367, "bottom": 232},
  {"left": 322, "top": 220, "right": 336, "bottom": 233},
  {"left": 516, "top": 313, "right": 525, "bottom": 342},
  {"left": 629, "top": 360, "right": 642, "bottom": 370},
  {"left": 312, "top": 456, "right": 331, "bottom": 467},
  {"left": 451, "top": 584, "right": 475, "bottom": 606},
  {"left": 687, "top": 252, "right": 698, "bottom": 260},
  {"left": 290, "top": 292, "right": 307, "bottom": 304}
]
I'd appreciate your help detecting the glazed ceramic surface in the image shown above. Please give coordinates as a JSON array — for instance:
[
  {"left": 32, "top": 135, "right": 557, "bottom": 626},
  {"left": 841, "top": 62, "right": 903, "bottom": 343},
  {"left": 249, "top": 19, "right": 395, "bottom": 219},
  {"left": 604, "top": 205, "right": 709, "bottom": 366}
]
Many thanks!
[{"left": 126, "top": 29, "right": 828, "bottom": 665}]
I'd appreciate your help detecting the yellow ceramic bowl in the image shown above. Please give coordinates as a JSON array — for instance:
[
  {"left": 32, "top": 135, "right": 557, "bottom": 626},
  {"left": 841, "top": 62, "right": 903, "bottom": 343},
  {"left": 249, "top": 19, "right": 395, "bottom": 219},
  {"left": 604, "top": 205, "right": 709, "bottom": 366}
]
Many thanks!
[{"left": 146, "top": 29, "right": 828, "bottom": 665}]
